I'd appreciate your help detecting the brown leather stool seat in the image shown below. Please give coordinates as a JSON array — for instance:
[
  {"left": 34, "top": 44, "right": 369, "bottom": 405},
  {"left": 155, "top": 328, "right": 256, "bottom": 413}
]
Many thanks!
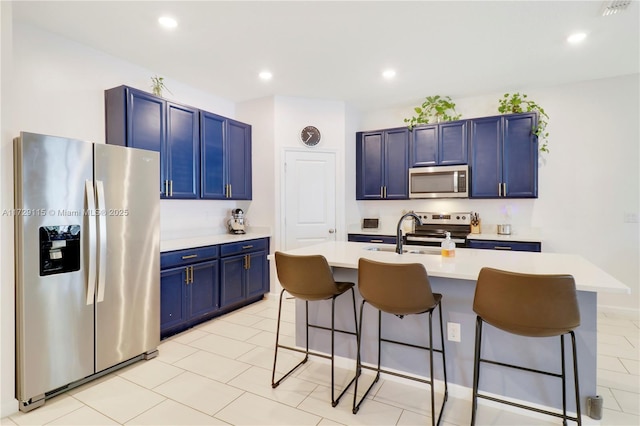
[
  {"left": 471, "top": 267, "right": 582, "bottom": 425},
  {"left": 352, "top": 258, "right": 448, "bottom": 425},
  {"left": 272, "top": 252, "right": 358, "bottom": 407}
]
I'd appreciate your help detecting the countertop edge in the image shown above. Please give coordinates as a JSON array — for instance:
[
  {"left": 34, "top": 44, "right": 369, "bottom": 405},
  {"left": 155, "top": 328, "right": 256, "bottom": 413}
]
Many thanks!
[{"left": 161, "top": 232, "right": 272, "bottom": 252}]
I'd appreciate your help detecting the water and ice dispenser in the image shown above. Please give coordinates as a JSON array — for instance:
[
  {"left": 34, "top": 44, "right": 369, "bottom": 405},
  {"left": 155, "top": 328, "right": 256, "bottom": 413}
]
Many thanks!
[{"left": 39, "top": 225, "right": 81, "bottom": 276}]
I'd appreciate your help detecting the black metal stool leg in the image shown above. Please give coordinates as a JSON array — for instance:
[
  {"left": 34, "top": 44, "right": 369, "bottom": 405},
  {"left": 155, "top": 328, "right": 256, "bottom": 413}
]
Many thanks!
[
  {"left": 272, "top": 292, "right": 309, "bottom": 388},
  {"left": 471, "top": 316, "right": 483, "bottom": 426},
  {"left": 570, "top": 331, "right": 582, "bottom": 426},
  {"left": 561, "top": 334, "right": 568, "bottom": 425},
  {"left": 428, "top": 311, "right": 436, "bottom": 426}
]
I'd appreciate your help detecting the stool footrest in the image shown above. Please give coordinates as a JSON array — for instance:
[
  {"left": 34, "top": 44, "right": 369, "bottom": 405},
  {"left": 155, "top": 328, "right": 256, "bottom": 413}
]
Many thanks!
[
  {"left": 476, "top": 392, "right": 580, "bottom": 422},
  {"left": 479, "top": 357, "right": 563, "bottom": 378}
]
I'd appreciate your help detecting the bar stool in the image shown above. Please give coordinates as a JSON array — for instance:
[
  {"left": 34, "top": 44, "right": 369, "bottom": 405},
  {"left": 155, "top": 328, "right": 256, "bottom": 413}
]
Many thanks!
[
  {"left": 353, "top": 258, "right": 448, "bottom": 425},
  {"left": 271, "top": 251, "right": 358, "bottom": 407},
  {"left": 471, "top": 267, "right": 581, "bottom": 426}
]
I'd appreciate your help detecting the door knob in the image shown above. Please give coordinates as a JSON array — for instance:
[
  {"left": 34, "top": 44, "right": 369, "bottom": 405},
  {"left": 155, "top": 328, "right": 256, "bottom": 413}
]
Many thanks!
[{"left": 328, "top": 229, "right": 335, "bottom": 234}]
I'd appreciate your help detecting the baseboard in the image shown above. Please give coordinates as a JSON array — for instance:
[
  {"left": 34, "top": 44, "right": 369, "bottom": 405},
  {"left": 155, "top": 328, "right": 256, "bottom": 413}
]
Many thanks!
[
  {"left": 597, "top": 304, "right": 640, "bottom": 318},
  {"left": 316, "top": 352, "right": 600, "bottom": 425}
]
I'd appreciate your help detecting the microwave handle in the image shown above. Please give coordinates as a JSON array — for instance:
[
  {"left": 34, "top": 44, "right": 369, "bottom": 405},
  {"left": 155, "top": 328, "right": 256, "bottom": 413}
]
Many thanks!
[{"left": 453, "top": 171, "right": 458, "bottom": 192}]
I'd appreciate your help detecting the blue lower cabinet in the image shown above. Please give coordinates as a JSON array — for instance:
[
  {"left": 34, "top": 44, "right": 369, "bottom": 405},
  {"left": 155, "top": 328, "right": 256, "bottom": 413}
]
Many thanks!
[
  {"left": 160, "top": 259, "right": 219, "bottom": 338},
  {"left": 160, "top": 238, "right": 270, "bottom": 339},
  {"left": 160, "top": 266, "right": 188, "bottom": 332},
  {"left": 220, "top": 240, "right": 269, "bottom": 309}
]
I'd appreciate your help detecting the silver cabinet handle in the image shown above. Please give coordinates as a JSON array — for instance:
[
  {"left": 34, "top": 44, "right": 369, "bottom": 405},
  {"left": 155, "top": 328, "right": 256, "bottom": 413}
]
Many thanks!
[
  {"left": 498, "top": 183, "right": 502, "bottom": 197},
  {"left": 95, "top": 180, "right": 107, "bottom": 303},
  {"left": 85, "top": 180, "right": 97, "bottom": 305},
  {"left": 494, "top": 246, "right": 512, "bottom": 250},
  {"left": 181, "top": 254, "right": 198, "bottom": 260},
  {"left": 242, "top": 245, "right": 254, "bottom": 249},
  {"left": 169, "top": 180, "right": 173, "bottom": 197},
  {"left": 502, "top": 182, "right": 507, "bottom": 196},
  {"left": 370, "top": 239, "right": 383, "bottom": 243}
]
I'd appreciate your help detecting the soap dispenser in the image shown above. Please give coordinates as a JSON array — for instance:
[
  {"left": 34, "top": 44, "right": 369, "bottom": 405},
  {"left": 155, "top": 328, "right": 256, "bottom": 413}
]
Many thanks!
[{"left": 441, "top": 232, "right": 456, "bottom": 257}]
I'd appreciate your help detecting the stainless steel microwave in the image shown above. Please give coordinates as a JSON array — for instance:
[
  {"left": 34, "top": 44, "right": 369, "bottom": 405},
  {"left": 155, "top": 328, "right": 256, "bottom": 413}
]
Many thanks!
[{"left": 409, "top": 165, "right": 469, "bottom": 198}]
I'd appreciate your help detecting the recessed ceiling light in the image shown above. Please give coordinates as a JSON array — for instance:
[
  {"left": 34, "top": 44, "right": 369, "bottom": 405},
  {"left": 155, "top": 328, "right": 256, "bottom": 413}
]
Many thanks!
[
  {"left": 382, "top": 69, "right": 396, "bottom": 79},
  {"left": 158, "top": 16, "right": 178, "bottom": 29},
  {"left": 259, "top": 70, "right": 273, "bottom": 80},
  {"left": 567, "top": 32, "right": 587, "bottom": 44}
]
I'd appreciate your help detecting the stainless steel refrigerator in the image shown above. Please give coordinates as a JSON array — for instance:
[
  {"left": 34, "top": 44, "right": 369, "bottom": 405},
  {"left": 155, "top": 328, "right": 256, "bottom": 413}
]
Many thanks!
[{"left": 14, "top": 131, "right": 160, "bottom": 412}]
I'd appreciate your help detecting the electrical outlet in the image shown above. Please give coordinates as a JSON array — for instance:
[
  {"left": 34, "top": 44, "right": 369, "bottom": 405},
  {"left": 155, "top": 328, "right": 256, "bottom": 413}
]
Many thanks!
[{"left": 447, "top": 322, "right": 461, "bottom": 342}]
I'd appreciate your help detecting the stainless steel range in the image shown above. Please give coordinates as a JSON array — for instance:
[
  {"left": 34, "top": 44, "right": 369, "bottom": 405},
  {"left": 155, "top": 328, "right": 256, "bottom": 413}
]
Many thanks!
[{"left": 405, "top": 212, "right": 472, "bottom": 247}]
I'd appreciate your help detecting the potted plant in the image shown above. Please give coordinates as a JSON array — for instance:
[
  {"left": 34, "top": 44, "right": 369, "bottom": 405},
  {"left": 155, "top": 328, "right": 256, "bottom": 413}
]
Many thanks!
[
  {"left": 404, "top": 95, "right": 462, "bottom": 130},
  {"left": 498, "top": 93, "right": 549, "bottom": 153},
  {"left": 150, "top": 75, "right": 171, "bottom": 97}
]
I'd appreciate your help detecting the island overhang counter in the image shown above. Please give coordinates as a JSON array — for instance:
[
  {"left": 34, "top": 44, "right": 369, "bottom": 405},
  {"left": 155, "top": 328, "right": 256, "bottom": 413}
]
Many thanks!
[{"left": 271, "top": 241, "right": 630, "bottom": 417}]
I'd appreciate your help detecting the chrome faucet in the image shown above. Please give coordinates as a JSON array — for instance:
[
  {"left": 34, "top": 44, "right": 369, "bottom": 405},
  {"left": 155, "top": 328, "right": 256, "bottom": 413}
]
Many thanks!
[{"left": 396, "top": 212, "right": 422, "bottom": 254}]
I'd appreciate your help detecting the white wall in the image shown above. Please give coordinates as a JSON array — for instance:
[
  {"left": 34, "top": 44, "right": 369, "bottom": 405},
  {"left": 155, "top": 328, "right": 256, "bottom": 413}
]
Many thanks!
[
  {"left": 0, "top": 22, "right": 249, "bottom": 416},
  {"left": 346, "top": 74, "right": 640, "bottom": 313},
  {"left": 0, "top": 1, "right": 15, "bottom": 417}
]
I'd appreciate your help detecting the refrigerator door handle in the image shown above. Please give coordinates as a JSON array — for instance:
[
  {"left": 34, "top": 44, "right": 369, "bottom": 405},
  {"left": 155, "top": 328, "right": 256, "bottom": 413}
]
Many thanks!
[
  {"left": 95, "top": 180, "right": 107, "bottom": 303},
  {"left": 85, "top": 180, "right": 97, "bottom": 305}
]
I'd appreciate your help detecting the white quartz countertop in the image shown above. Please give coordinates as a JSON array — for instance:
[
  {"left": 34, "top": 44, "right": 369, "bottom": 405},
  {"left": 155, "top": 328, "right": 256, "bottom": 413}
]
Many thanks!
[
  {"left": 277, "top": 241, "right": 629, "bottom": 294},
  {"left": 161, "top": 231, "right": 271, "bottom": 252}
]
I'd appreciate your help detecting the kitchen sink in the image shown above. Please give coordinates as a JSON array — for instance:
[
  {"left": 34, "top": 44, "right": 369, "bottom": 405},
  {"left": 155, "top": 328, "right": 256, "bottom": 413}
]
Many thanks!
[{"left": 364, "top": 246, "right": 439, "bottom": 255}]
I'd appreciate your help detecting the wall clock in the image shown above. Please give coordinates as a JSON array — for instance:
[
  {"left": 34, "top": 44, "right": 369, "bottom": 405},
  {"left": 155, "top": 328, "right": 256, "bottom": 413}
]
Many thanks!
[{"left": 300, "top": 125, "right": 321, "bottom": 147}]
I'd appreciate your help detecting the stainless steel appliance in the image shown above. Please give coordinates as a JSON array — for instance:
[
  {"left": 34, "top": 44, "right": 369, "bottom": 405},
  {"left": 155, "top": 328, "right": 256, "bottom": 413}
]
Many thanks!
[
  {"left": 227, "top": 208, "right": 246, "bottom": 234},
  {"left": 405, "top": 212, "right": 472, "bottom": 247},
  {"left": 14, "top": 132, "right": 160, "bottom": 412},
  {"left": 409, "top": 164, "right": 469, "bottom": 198}
]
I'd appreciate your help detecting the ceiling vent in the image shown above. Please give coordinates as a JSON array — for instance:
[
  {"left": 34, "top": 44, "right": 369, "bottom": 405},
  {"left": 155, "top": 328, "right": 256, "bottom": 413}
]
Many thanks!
[{"left": 601, "top": 0, "right": 632, "bottom": 16}]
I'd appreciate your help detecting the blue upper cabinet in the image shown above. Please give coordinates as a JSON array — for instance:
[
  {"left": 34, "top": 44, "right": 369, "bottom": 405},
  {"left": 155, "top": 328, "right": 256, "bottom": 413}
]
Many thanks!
[
  {"left": 106, "top": 85, "right": 252, "bottom": 200},
  {"left": 106, "top": 86, "right": 166, "bottom": 195},
  {"left": 469, "top": 112, "right": 538, "bottom": 198},
  {"left": 106, "top": 86, "right": 198, "bottom": 198},
  {"left": 410, "top": 121, "right": 467, "bottom": 167},
  {"left": 200, "top": 111, "right": 226, "bottom": 199},
  {"left": 356, "top": 127, "right": 409, "bottom": 200},
  {"left": 201, "top": 112, "right": 252, "bottom": 200},
  {"left": 226, "top": 119, "right": 252, "bottom": 200},
  {"left": 167, "top": 102, "right": 199, "bottom": 199}
]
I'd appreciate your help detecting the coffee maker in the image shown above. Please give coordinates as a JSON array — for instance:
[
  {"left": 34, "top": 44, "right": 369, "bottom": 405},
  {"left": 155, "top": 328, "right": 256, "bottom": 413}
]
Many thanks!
[{"left": 227, "top": 208, "right": 246, "bottom": 234}]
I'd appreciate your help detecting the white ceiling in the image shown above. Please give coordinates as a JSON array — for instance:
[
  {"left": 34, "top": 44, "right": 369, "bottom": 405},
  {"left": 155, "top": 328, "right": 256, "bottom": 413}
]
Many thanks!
[{"left": 12, "top": 0, "right": 640, "bottom": 111}]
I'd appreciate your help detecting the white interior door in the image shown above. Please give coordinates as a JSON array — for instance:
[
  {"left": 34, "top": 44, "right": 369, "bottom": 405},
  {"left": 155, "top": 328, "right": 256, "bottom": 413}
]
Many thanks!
[{"left": 283, "top": 150, "right": 336, "bottom": 250}]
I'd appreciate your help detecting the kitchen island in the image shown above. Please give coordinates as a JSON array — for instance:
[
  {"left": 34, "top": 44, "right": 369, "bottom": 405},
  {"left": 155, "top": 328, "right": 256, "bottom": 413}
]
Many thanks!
[{"left": 277, "top": 241, "right": 629, "bottom": 417}]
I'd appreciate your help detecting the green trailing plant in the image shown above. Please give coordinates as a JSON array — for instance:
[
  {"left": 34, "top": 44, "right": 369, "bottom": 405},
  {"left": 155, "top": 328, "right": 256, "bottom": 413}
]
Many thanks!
[
  {"left": 404, "top": 95, "right": 461, "bottom": 129},
  {"left": 150, "top": 75, "right": 172, "bottom": 97},
  {"left": 498, "top": 93, "right": 550, "bottom": 153}
]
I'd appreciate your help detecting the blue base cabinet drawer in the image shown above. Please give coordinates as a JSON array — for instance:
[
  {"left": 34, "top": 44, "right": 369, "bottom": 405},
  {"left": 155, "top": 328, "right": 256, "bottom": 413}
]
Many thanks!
[
  {"left": 161, "top": 245, "right": 219, "bottom": 269},
  {"left": 467, "top": 239, "right": 541, "bottom": 252},
  {"left": 348, "top": 234, "right": 397, "bottom": 244}
]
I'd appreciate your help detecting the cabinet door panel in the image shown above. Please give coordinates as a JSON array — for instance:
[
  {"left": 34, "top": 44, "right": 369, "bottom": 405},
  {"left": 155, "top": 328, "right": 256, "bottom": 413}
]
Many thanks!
[
  {"left": 411, "top": 125, "right": 438, "bottom": 167},
  {"left": 503, "top": 113, "right": 538, "bottom": 197},
  {"left": 245, "top": 252, "right": 267, "bottom": 299},
  {"left": 167, "top": 103, "right": 199, "bottom": 199},
  {"left": 189, "top": 260, "right": 219, "bottom": 319},
  {"left": 126, "top": 89, "right": 166, "bottom": 196},
  {"left": 160, "top": 267, "right": 188, "bottom": 331},
  {"left": 200, "top": 111, "right": 226, "bottom": 199},
  {"left": 220, "top": 255, "right": 245, "bottom": 308},
  {"left": 439, "top": 121, "right": 468, "bottom": 165},
  {"left": 384, "top": 128, "right": 409, "bottom": 199},
  {"left": 470, "top": 117, "right": 502, "bottom": 197},
  {"left": 356, "top": 132, "right": 384, "bottom": 199},
  {"left": 227, "top": 120, "right": 252, "bottom": 200}
]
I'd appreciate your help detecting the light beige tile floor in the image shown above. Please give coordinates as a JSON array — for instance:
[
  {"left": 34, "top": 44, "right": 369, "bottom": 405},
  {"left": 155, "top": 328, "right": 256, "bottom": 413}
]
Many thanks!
[{"left": 3, "top": 296, "right": 639, "bottom": 426}]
